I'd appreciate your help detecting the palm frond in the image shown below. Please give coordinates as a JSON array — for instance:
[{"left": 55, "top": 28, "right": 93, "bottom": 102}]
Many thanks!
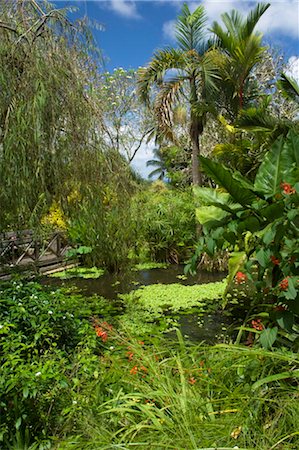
[
  {"left": 137, "top": 48, "right": 185, "bottom": 105},
  {"left": 277, "top": 73, "right": 299, "bottom": 102},
  {"left": 148, "top": 167, "right": 165, "bottom": 180},
  {"left": 175, "top": 3, "right": 207, "bottom": 53},
  {"left": 236, "top": 107, "right": 291, "bottom": 134},
  {"left": 154, "top": 77, "right": 185, "bottom": 143},
  {"left": 244, "top": 3, "right": 270, "bottom": 39}
]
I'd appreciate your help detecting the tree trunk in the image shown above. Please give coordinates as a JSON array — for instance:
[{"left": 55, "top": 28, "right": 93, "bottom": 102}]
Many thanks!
[
  {"left": 190, "top": 115, "right": 203, "bottom": 186},
  {"left": 189, "top": 76, "right": 203, "bottom": 186}
]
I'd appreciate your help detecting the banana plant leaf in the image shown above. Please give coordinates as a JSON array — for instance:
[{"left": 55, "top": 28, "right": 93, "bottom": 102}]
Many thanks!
[
  {"left": 193, "top": 186, "right": 242, "bottom": 213},
  {"left": 254, "top": 133, "right": 298, "bottom": 197},
  {"left": 200, "top": 156, "right": 257, "bottom": 206},
  {"left": 196, "top": 205, "right": 230, "bottom": 226}
]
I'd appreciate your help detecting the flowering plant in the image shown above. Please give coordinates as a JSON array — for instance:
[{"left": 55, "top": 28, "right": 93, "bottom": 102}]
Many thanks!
[{"left": 190, "top": 130, "right": 299, "bottom": 347}]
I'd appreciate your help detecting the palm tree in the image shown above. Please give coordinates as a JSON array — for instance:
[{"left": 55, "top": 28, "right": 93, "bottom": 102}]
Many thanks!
[
  {"left": 146, "top": 148, "right": 166, "bottom": 180},
  {"left": 211, "top": 2, "right": 270, "bottom": 117},
  {"left": 138, "top": 4, "right": 219, "bottom": 186}
]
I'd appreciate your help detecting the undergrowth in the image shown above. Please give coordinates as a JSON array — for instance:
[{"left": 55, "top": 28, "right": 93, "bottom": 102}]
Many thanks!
[{"left": 57, "top": 331, "right": 299, "bottom": 450}]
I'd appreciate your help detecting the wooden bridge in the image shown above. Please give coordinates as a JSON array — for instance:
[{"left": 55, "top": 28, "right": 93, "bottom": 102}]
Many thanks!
[{"left": 0, "top": 230, "right": 73, "bottom": 278}]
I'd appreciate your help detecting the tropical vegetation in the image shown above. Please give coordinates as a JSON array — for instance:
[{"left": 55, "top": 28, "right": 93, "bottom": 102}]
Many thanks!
[{"left": 0, "top": 0, "right": 299, "bottom": 449}]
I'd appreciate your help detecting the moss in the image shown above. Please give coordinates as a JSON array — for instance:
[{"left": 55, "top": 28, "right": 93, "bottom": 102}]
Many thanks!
[
  {"left": 50, "top": 267, "right": 105, "bottom": 279},
  {"left": 118, "top": 280, "right": 226, "bottom": 336},
  {"left": 122, "top": 280, "right": 226, "bottom": 314}
]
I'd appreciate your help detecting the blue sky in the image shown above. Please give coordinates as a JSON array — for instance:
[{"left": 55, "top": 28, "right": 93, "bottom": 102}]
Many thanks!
[
  {"left": 57, "top": 1, "right": 299, "bottom": 72},
  {"left": 55, "top": 1, "right": 299, "bottom": 177}
]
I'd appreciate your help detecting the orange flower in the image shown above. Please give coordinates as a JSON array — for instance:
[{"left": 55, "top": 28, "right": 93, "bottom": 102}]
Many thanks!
[
  {"left": 130, "top": 366, "right": 138, "bottom": 375},
  {"left": 281, "top": 182, "right": 296, "bottom": 195},
  {"left": 189, "top": 377, "right": 196, "bottom": 385},
  {"left": 251, "top": 319, "right": 263, "bottom": 331},
  {"left": 270, "top": 256, "right": 280, "bottom": 266},
  {"left": 279, "top": 278, "right": 289, "bottom": 290},
  {"left": 126, "top": 351, "right": 134, "bottom": 361},
  {"left": 94, "top": 326, "right": 108, "bottom": 342},
  {"left": 235, "top": 271, "right": 247, "bottom": 284}
]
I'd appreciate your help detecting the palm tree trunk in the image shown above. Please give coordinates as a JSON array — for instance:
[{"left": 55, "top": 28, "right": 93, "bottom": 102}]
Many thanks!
[
  {"left": 190, "top": 76, "right": 203, "bottom": 186},
  {"left": 190, "top": 116, "right": 202, "bottom": 185}
]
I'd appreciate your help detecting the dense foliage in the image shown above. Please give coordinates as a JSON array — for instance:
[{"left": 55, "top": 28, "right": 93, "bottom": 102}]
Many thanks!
[
  {"left": 0, "top": 1, "right": 299, "bottom": 449},
  {"left": 191, "top": 130, "right": 299, "bottom": 347}
]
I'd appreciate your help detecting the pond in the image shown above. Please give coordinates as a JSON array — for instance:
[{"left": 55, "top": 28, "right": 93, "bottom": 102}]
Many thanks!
[
  {"left": 43, "top": 265, "right": 235, "bottom": 344},
  {"left": 44, "top": 264, "right": 225, "bottom": 298}
]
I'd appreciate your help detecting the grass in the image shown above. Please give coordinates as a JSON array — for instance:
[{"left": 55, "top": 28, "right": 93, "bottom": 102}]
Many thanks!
[{"left": 56, "top": 330, "right": 299, "bottom": 449}]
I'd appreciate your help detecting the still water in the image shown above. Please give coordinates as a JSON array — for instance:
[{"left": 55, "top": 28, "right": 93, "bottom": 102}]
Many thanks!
[
  {"left": 44, "top": 265, "right": 232, "bottom": 343},
  {"left": 44, "top": 264, "right": 225, "bottom": 299}
]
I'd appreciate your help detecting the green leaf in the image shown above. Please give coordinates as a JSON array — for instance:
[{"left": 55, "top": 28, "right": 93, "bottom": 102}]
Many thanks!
[
  {"left": 237, "top": 216, "right": 260, "bottom": 233},
  {"left": 259, "top": 327, "right": 278, "bottom": 349},
  {"left": 260, "top": 202, "right": 284, "bottom": 221},
  {"left": 261, "top": 224, "right": 276, "bottom": 245},
  {"left": 193, "top": 186, "right": 241, "bottom": 213},
  {"left": 223, "top": 251, "right": 246, "bottom": 304},
  {"left": 285, "top": 278, "right": 298, "bottom": 300},
  {"left": 200, "top": 156, "right": 257, "bottom": 206},
  {"left": 276, "top": 311, "right": 294, "bottom": 331},
  {"left": 15, "top": 417, "right": 22, "bottom": 430},
  {"left": 23, "top": 386, "right": 29, "bottom": 399},
  {"left": 196, "top": 206, "right": 229, "bottom": 226},
  {"left": 255, "top": 248, "right": 271, "bottom": 268},
  {"left": 286, "top": 130, "right": 299, "bottom": 167},
  {"left": 252, "top": 369, "right": 299, "bottom": 391},
  {"left": 254, "top": 135, "right": 297, "bottom": 197}
]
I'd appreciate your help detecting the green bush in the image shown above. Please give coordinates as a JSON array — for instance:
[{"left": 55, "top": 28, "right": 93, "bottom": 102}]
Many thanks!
[
  {"left": 131, "top": 184, "right": 196, "bottom": 263},
  {"left": 0, "top": 279, "right": 112, "bottom": 446}
]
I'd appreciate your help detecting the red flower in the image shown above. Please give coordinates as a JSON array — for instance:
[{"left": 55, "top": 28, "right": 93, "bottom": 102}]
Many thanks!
[
  {"left": 251, "top": 319, "right": 263, "bottom": 331},
  {"left": 235, "top": 271, "right": 247, "bottom": 284},
  {"left": 127, "top": 351, "right": 134, "bottom": 361},
  {"left": 281, "top": 182, "right": 296, "bottom": 195},
  {"left": 271, "top": 256, "right": 280, "bottom": 266},
  {"left": 279, "top": 278, "right": 289, "bottom": 291},
  {"left": 130, "top": 366, "right": 138, "bottom": 375},
  {"left": 94, "top": 326, "right": 108, "bottom": 342}
]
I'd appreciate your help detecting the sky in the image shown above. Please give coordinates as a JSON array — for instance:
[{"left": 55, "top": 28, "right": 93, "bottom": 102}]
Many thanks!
[{"left": 54, "top": 1, "right": 299, "bottom": 177}]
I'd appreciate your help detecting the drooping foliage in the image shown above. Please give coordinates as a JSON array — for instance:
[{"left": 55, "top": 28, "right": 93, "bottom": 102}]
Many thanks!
[{"left": 0, "top": 0, "right": 110, "bottom": 231}]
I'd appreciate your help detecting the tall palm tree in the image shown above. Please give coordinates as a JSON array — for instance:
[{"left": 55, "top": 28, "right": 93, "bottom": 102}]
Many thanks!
[
  {"left": 146, "top": 148, "right": 166, "bottom": 180},
  {"left": 138, "top": 4, "right": 219, "bottom": 186},
  {"left": 211, "top": 2, "right": 270, "bottom": 117}
]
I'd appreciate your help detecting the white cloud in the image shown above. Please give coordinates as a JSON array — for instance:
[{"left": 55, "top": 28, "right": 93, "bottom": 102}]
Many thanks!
[
  {"left": 108, "top": 1, "right": 141, "bottom": 19},
  {"left": 130, "top": 140, "right": 156, "bottom": 179},
  {"left": 257, "top": 1, "right": 299, "bottom": 38},
  {"left": 286, "top": 56, "right": 299, "bottom": 84},
  {"left": 162, "top": 1, "right": 299, "bottom": 42},
  {"left": 163, "top": 19, "right": 176, "bottom": 40}
]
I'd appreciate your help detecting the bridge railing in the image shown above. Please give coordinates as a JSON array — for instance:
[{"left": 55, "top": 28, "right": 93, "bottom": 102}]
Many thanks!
[{"left": 0, "top": 229, "right": 71, "bottom": 272}]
